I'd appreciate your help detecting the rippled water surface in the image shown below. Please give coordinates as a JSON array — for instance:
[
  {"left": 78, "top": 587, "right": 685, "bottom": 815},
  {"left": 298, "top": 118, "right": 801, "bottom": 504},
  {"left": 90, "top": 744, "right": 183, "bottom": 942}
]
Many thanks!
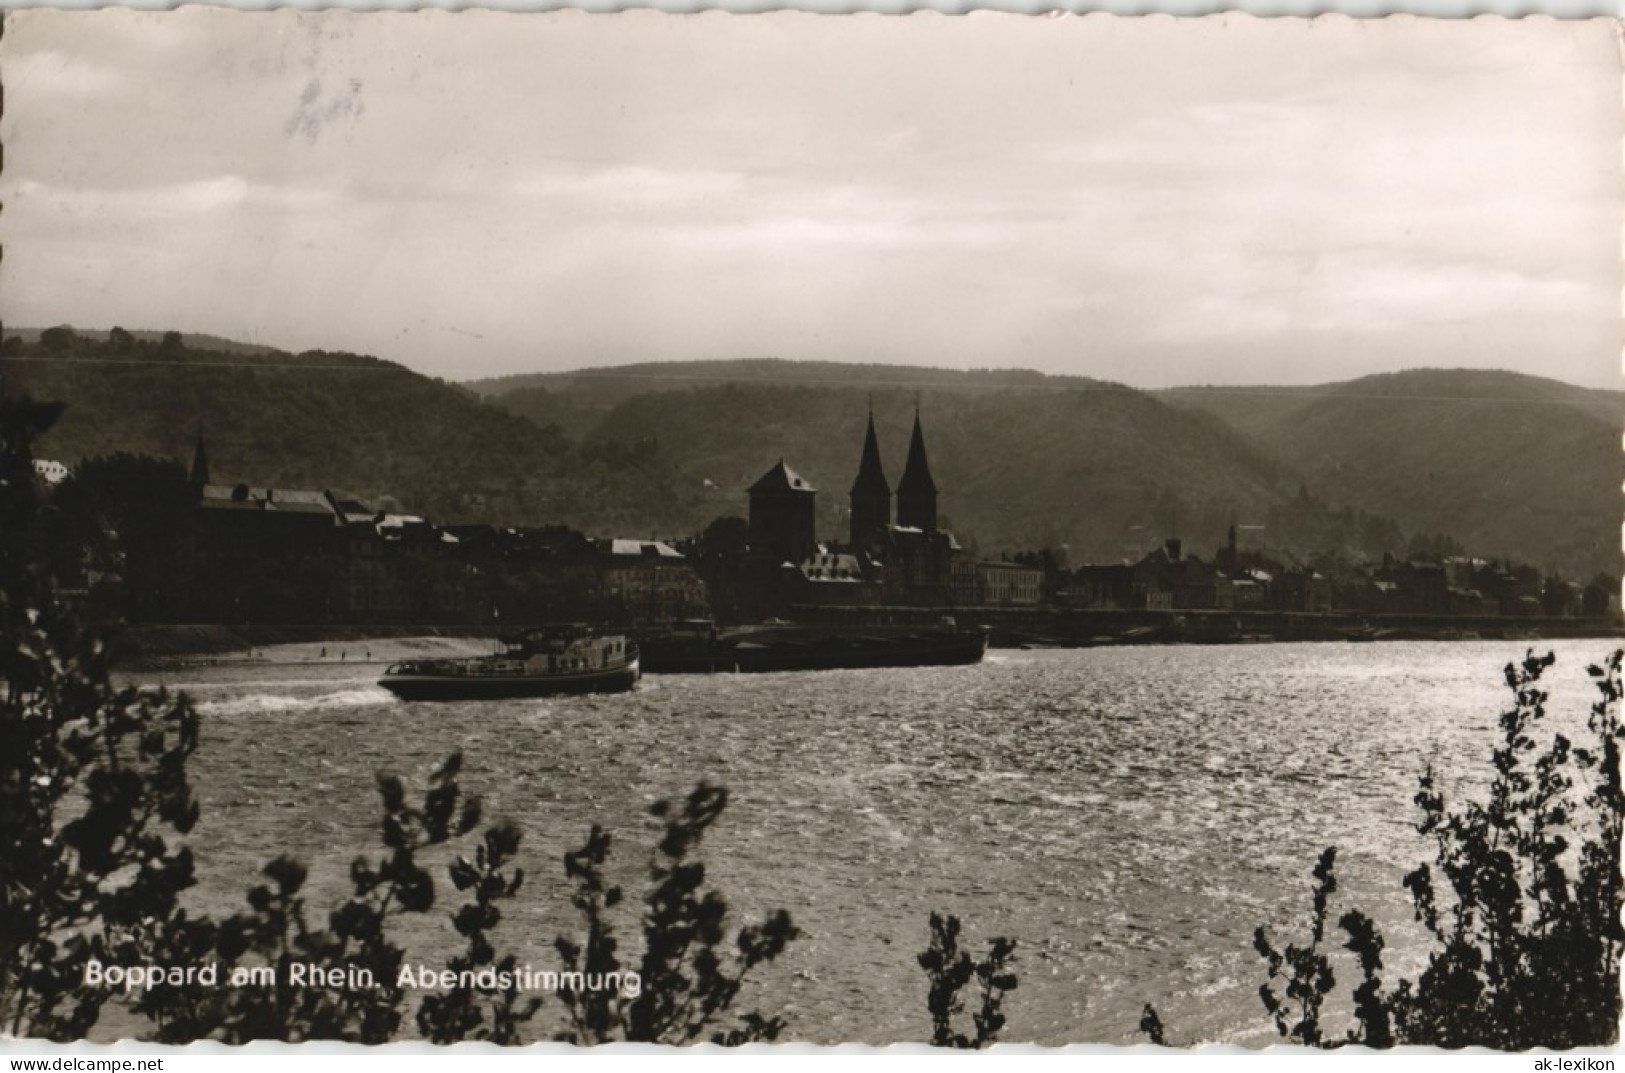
[{"left": 129, "top": 640, "right": 1617, "bottom": 1045}]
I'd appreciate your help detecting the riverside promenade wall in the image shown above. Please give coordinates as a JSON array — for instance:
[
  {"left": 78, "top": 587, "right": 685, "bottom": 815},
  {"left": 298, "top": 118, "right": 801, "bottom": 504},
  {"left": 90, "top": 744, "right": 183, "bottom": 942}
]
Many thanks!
[
  {"left": 789, "top": 603, "right": 1623, "bottom": 647},
  {"left": 112, "top": 607, "right": 1622, "bottom": 665}
]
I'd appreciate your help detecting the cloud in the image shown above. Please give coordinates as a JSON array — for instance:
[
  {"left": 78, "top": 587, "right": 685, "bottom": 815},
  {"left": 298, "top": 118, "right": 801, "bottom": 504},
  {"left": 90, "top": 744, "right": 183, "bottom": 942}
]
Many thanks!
[
  {"left": 506, "top": 164, "right": 751, "bottom": 208},
  {"left": 3, "top": 48, "right": 125, "bottom": 98},
  {"left": 8, "top": 176, "right": 343, "bottom": 221},
  {"left": 0, "top": 11, "right": 1617, "bottom": 387}
]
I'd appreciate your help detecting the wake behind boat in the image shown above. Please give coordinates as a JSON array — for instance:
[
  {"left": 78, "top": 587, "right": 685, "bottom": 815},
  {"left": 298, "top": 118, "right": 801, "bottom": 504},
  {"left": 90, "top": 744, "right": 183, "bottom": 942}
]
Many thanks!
[{"left": 379, "top": 626, "right": 639, "bottom": 700}]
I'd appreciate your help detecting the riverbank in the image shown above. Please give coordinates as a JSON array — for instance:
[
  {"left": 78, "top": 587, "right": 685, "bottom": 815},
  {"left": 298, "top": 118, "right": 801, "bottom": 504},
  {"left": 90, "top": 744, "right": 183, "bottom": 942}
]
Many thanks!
[
  {"left": 114, "top": 624, "right": 497, "bottom": 669},
  {"left": 111, "top": 607, "right": 1624, "bottom": 667},
  {"left": 791, "top": 603, "right": 1625, "bottom": 648}
]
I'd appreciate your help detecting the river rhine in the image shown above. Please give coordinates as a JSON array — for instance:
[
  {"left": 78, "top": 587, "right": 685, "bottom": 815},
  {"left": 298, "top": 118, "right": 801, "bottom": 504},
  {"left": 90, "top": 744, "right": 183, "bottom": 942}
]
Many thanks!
[{"left": 125, "top": 639, "right": 1619, "bottom": 1046}]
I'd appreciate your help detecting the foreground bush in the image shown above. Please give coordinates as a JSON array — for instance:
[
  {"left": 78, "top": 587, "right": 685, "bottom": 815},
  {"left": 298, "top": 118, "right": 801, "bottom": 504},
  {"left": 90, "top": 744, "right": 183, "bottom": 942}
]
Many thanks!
[
  {"left": 1, "top": 395, "right": 202, "bottom": 1041},
  {"left": 551, "top": 784, "right": 800, "bottom": 1045},
  {"left": 1, "top": 392, "right": 796, "bottom": 1043},
  {"left": 1149, "top": 648, "right": 1625, "bottom": 1049},
  {"left": 918, "top": 911, "right": 1017, "bottom": 1048}
]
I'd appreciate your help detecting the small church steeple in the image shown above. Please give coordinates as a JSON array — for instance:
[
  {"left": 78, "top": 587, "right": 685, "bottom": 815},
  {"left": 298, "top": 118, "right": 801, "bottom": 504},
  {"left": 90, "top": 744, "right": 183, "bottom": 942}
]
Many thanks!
[
  {"left": 189, "top": 420, "right": 210, "bottom": 489},
  {"left": 895, "top": 407, "right": 938, "bottom": 532}
]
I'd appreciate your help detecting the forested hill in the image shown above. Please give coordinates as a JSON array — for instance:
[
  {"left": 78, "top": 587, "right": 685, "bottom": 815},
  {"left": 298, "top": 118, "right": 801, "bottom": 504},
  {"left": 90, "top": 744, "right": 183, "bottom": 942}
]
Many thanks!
[
  {"left": 470, "top": 362, "right": 1425, "bottom": 568},
  {"left": 0, "top": 331, "right": 692, "bottom": 537},
  {"left": 478, "top": 360, "right": 1621, "bottom": 577},
  {"left": 464, "top": 360, "right": 1100, "bottom": 442},
  {"left": 6, "top": 330, "right": 1617, "bottom": 578},
  {"left": 7, "top": 326, "right": 288, "bottom": 358},
  {"left": 1159, "top": 369, "right": 1623, "bottom": 580}
]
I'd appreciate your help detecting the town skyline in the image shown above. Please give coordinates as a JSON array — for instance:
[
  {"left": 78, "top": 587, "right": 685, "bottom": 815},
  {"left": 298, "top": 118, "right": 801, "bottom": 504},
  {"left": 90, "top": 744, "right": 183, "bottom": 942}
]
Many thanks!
[{"left": 19, "top": 354, "right": 1616, "bottom": 641}]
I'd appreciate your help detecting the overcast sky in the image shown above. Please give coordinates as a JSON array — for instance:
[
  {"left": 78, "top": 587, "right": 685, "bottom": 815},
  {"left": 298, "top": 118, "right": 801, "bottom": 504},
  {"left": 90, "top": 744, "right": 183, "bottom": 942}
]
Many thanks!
[{"left": 2, "top": 10, "right": 1619, "bottom": 388}]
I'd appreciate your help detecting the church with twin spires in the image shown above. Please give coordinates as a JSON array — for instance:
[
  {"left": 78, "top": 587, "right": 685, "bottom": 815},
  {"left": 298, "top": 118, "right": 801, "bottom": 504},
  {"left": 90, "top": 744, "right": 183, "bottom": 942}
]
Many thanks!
[{"left": 747, "top": 408, "right": 962, "bottom": 604}]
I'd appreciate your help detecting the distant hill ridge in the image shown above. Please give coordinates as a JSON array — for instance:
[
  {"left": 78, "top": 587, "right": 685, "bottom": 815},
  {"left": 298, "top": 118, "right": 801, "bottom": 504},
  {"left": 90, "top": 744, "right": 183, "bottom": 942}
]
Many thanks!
[
  {"left": 6, "top": 326, "right": 291, "bottom": 358},
  {"left": 467, "top": 358, "right": 1101, "bottom": 396},
  {"left": 473, "top": 360, "right": 1625, "bottom": 579},
  {"left": 1161, "top": 367, "right": 1622, "bottom": 580},
  {"left": 1160, "top": 368, "right": 1623, "bottom": 422},
  {"left": 467, "top": 360, "right": 1140, "bottom": 442}
]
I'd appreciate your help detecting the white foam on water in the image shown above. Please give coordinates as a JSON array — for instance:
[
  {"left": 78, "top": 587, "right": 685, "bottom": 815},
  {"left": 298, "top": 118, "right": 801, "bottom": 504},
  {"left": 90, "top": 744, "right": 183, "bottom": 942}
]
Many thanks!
[{"left": 199, "top": 687, "right": 393, "bottom": 716}]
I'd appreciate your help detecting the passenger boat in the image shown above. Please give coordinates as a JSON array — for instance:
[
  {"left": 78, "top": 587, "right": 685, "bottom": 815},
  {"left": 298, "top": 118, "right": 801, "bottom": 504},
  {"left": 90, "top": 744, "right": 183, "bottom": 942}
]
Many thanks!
[
  {"left": 379, "top": 627, "right": 639, "bottom": 700},
  {"left": 637, "top": 619, "right": 988, "bottom": 675}
]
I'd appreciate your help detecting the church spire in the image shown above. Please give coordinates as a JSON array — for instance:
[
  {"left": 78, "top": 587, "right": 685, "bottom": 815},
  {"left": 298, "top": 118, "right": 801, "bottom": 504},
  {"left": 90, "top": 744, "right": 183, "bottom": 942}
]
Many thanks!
[
  {"left": 189, "top": 420, "right": 210, "bottom": 488},
  {"left": 895, "top": 407, "right": 938, "bottom": 531},
  {"left": 848, "top": 408, "right": 891, "bottom": 545}
]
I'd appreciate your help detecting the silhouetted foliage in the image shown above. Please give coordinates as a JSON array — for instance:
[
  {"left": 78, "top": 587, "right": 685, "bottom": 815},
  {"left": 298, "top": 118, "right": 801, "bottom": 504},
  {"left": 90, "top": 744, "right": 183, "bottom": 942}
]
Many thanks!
[
  {"left": 1139, "top": 1003, "right": 1167, "bottom": 1046},
  {"left": 150, "top": 753, "right": 482, "bottom": 1042},
  {"left": 0, "top": 394, "right": 202, "bottom": 1041},
  {"left": 1237, "top": 650, "right": 1625, "bottom": 1049},
  {"left": 552, "top": 783, "right": 800, "bottom": 1044},
  {"left": 1404, "top": 531, "right": 1468, "bottom": 563},
  {"left": 1253, "top": 847, "right": 1339, "bottom": 1046},
  {"left": 4, "top": 391, "right": 794, "bottom": 1046},
  {"left": 416, "top": 820, "right": 542, "bottom": 1044},
  {"left": 918, "top": 911, "right": 1018, "bottom": 1049},
  {"left": 692, "top": 515, "right": 750, "bottom": 561},
  {"left": 51, "top": 453, "right": 199, "bottom": 622}
]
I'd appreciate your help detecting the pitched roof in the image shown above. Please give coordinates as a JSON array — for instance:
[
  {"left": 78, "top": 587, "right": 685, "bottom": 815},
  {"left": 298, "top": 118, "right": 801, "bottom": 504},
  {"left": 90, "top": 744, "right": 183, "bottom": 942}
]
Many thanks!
[
  {"left": 333, "top": 500, "right": 376, "bottom": 525},
  {"left": 896, "top": 411, "right": 937, "bottom": 496},
  {"left": 199, "top": 484, "right": 337, "bottom": 516},
  {"left": 270, "top": 489, "right": 335, "bottom": 512},
  {"left": 884, "top": 524, "right": 963, "bottom": 552},
  {"left": 749, "top": 459, "right": 816, "bottom": 495},
  {"left": 376, "top": 513, "right": 428, "bottom": 529},
  {"left": 849, "top": 412, "right": 890, "bottom": 498}
]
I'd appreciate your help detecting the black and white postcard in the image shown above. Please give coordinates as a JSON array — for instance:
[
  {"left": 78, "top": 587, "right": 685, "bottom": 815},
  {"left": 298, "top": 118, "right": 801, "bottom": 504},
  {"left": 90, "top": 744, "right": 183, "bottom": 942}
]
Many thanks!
[{"left": 1, "top": 9, "right": 1621, "bottom": 1053}]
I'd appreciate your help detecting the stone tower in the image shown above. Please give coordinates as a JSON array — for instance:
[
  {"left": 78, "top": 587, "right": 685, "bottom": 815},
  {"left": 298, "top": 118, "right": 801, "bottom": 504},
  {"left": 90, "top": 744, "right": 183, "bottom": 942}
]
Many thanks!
[{"left": 748, "top": 459, "right": 817, "bottom": 565}]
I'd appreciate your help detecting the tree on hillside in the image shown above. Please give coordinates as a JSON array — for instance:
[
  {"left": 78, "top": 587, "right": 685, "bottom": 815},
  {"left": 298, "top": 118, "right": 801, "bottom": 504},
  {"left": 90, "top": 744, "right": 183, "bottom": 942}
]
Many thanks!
[
  {"left": 692, "top": 515, "right": 750, "bottom": 561},
  {"left": 1406, "top": 531, "right": 1467, "bottom": 562},
  {"left": 53, "top": 454, "right": 200, "bottom": 622},
  {"left": 1584, "top": 574, "right": 1620, "bottom": 620},
  {"left": 39, "top": 327, "right": 78, "bottom": 353}
]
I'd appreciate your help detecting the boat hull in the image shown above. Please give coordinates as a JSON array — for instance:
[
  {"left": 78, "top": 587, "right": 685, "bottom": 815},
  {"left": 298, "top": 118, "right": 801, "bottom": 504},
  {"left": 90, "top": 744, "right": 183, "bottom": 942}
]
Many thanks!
[
  {"left": 379, "top": 659, "right": 640, "bottom": 701},
  {"left": 639, "top": 628, "right": 987, "bottom": 675}
]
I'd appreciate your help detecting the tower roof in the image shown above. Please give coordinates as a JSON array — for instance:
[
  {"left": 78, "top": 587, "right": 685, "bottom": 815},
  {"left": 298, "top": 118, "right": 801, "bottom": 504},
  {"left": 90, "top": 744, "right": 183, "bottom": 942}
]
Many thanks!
[
  {"left": 849, "top": 412, "right": 890, "bottom": 498},
  {"left": 748, "top": 459, "right": 816, "bottom": 495},
  {"left": 896, "top": 411, "right": 937, "bottom": 497}
]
